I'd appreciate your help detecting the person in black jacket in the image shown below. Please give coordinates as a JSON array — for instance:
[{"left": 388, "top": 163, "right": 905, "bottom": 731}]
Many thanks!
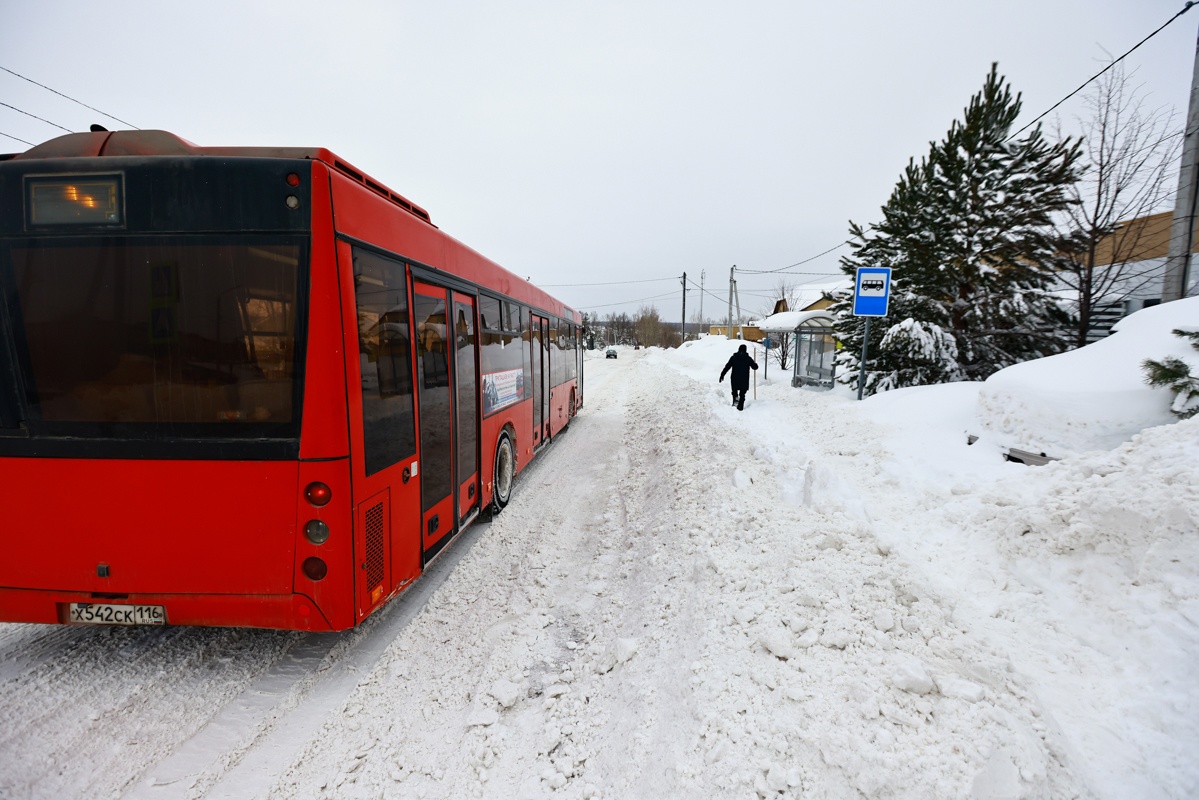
[{"left": 719, "top": 344, "right": 758, "bottom": 410}]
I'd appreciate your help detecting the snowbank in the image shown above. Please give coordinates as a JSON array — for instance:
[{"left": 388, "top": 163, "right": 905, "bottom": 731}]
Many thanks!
[{"left": 973, "top": 297, "right": 1199, "bottom": 456}]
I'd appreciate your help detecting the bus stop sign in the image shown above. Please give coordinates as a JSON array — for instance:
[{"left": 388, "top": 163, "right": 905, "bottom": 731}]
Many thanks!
[{"left": 852, "top": 267, "right": 891, "bottom": 317}]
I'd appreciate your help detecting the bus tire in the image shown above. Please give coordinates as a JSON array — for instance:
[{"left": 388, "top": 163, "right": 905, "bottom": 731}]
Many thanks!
[{"left": 492, "top": 431, "right": 515, "bottom": 514}]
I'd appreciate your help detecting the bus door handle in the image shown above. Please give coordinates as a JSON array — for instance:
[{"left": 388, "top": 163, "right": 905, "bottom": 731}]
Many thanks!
[{"left": 402, "top": 466, "right": 411, "bottom": 484}]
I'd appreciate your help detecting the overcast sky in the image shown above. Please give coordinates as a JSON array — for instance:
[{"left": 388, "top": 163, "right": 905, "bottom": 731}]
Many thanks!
[{"left": 3, "top": 1, "right": 1195, "bottom": 321}]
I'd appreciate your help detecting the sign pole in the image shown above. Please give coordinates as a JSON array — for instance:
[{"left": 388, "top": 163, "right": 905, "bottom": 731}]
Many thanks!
[
  {"left": 857, "top": 318, "right": 870, "bottom": 401},
  {"left": 851, "top": 266, "right": 891, "bottom": 401}
]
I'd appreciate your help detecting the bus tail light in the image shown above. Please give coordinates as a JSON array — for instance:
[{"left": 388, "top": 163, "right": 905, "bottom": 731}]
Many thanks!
[
  {"left": 304, "top": 520, "right": 330, "bottom": 545},
  {"left": 304, "top": 482, "right": 332, "bottom": 507},
  {"left": 302, "top": 557, "right": 328, "bottom": 581}
]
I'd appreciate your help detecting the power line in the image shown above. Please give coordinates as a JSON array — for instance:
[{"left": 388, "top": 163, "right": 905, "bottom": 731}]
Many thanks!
[
  {"left": 0, "top": 129, "right": 33, "bottom": 146},
  {"left": 0, "top": 101, "right": 72, "bottom": 133},
  {"left": 573, "top": 269, "right": 844, "bottom": 315},
  {"left": 687, "top": 280, "right": 731, "bottom": 309},
  {"left": 550, "top": 241, "right": 849, "bottom": 294},
  {"left": 576, "top": 264, "right": 847, "bottom": 317},
  {"left": 540, "top": 277, "right": 674, "bottom": 288},
  {"left": 739, "top": 269, "right": 844, "bottom": 278},
  {"left": 736, "top": 240, "right": 852, "bottom": 274},
  {"left": 577, "top": 289, "right": 680, "bottom": 312},
  {"left": 1009, "top": 2, "right": 1197, "bottom": 141},
  {"left": 0, "top": 65, "right": 138, "bottom": 129}
]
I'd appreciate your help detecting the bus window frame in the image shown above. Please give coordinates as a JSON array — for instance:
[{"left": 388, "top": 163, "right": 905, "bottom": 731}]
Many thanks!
[
  {"left": 350, "top": 245, "right": 418, "bottom": 477},
  {"left": 0, "top": 232, "right": 311, "bottom": 459}
]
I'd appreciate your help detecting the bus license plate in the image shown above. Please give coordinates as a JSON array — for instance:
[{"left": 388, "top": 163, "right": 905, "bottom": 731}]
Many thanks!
[{"left": 68, "top": 603, "right": 166, "bottom": 626}]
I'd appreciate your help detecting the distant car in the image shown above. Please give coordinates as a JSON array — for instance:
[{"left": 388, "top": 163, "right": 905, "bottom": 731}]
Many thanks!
[{"left": 605, "top": 348, "right": 618, "bottom": 359}]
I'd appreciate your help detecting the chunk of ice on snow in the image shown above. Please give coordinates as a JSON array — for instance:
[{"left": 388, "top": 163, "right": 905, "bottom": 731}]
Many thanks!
[
  {"left": 759, "top": 628, "right": 795, "bottom": 660},
  {"left": 732, "top": 467, "right": 752, "bottom": 489},
  {"left": 891, "top": 659, "right": 935, "bottom": 694},
  {"left": 594, "top": 637, "right": 639, "bottom": 674},
  {"left": 466, "top": 704, "right": 500, "bottom": 727},
  {"left": 936, "top": 675, "right": 985, "bottom": 703},
  {"left": 489, "top": 679, "right": 523, "bottom": 709}
]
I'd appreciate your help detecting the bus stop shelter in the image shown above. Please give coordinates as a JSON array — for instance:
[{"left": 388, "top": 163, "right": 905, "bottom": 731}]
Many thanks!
[{"left": 757, "top": 310, "right": 839, "bottom": 389}]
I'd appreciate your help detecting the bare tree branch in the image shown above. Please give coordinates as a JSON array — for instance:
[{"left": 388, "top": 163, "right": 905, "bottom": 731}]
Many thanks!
[{"left": 1054, "top": 60, "right": 1181, "bottom": 347}]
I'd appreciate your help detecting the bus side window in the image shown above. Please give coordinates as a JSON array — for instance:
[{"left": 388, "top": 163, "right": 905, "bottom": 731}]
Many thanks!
[
  {"left": 352, "top": 248, "right": 416, "bottom": 476},
  {"left": 479, "top": 295, "right": 501, "bottom": 334}
]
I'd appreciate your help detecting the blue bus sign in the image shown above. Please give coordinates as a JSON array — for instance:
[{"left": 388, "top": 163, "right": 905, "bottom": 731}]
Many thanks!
[{"left": 852, "top": 267, "right": 891, "bottom": 317}]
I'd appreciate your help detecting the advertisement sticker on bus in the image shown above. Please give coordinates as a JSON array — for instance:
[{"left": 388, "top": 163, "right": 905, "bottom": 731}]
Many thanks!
[{"left": 482, "top": 369, "right": 525, "bottom": 415}]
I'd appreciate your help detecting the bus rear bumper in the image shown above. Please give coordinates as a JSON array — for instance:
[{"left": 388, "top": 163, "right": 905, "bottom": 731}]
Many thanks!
[{"left": 0, "top": 587, "right": 339, "bottom": 631}]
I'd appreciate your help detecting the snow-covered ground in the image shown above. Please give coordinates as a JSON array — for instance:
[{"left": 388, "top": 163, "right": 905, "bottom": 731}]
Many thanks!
[{"left": 0, "top": 302, "right": 1196, "bottom": 800}]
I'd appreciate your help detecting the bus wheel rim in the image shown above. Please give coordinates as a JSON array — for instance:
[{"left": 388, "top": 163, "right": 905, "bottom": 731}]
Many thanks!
[{"left": 496, "top": 437, "right": 513, "bottom": 502}]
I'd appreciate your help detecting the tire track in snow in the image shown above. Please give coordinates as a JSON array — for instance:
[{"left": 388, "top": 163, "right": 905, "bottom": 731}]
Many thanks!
[
  {"left": 263, "top": 355, "right": 638, "bottom": 799},
  {"left": 0, "top": 623, "right": 300, "bottom": 800}
]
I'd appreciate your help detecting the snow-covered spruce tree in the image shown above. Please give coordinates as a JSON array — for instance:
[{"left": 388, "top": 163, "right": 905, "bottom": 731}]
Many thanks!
[
  {"left": 1143, "top": 329, "right": 1199, "bottom": 419},
  {"left": 832, "top": 64, "right": 1081, "bottom": 396},
  {"left": 829, "top": 159, "right": 965, "bottom": 395}
]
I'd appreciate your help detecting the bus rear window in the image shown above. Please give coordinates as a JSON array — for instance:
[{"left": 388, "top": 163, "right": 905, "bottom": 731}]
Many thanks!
[{"left": 6, "top": 237, "right": 303, "bottom": 433}]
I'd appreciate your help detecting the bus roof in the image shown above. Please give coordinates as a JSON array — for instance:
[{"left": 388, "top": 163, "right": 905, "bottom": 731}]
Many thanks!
[{"left": 3, "top": 129, "right": 434, "bottom": 225}]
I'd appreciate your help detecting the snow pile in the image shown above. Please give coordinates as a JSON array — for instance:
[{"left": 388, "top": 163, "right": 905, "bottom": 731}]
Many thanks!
[
  {"left": 870, "top": 390, "right": 1199, "bottom": 798},
  {"left": 2, "top": 321, "right": 1196, "bottom": 800},
  {"left": 973, "top": 297, "right": 1199, "bottom": 456}
]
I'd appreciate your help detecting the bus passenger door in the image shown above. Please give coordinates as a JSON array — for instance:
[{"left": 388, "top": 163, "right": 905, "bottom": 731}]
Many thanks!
[
  {"left": 531, "top": 315, "right": 549, "bottom": 447},
  {"left": 414, "top": 282, "right": 457, "bottom": 560},
  {"left": 451, "top": 292, "right": 480, "bottom": 525},
  {"left": 348, "top": 246, "right": 421, "bottom": 621}
]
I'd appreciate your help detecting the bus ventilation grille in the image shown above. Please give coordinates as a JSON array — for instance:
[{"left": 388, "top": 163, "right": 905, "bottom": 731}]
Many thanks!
[
  {"left": 333, "top": 160, "right": 434, "bottom": 225},
  {"left": 364, "top": 502, "right": 385, "bottom": 594}
]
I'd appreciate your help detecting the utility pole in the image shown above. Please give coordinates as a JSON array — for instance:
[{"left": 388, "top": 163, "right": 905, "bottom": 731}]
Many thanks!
[
  {"left": 680, "top": 272, "right": 687, "bottom": 342},
  {"left": 734, "top": 278, "right": 743, "bottom": 339},
  {"left": 727, "top": 265, "right": 735, "bottom": 338},
  {"left": 1165, "top": 13, "right": 1199, "bottom": 301},
  {"left": 699, "top": 269, "right": 705, "bottom": 335}
]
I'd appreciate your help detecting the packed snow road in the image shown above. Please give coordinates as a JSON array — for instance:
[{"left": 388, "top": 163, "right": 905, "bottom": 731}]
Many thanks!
[{"left": 2, "top": 341, "right": 1192, "bottom": 799}]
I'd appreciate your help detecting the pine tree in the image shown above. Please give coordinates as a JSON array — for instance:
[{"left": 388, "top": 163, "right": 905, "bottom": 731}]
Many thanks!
[
  {"left": 833, "top": 65, "right": 1081, "bottom": 396},
  {"left": 1143, "top": 329, "right": 1199, "bottom": 419}
]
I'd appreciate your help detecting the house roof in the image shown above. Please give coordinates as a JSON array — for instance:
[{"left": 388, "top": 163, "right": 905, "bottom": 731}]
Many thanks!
[{"left": 757, "top": 309, "right": 836, "bottom": 332}]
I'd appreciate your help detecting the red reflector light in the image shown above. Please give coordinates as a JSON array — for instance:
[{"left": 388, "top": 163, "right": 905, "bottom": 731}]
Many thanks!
[
  {"left": 302, "top": 557, "right": 328, "bottom": 581},
  {"left": 286, "top": 172, "right": 301, "bottom": 186},
  {"left": 305, "top": 482, "right": 332, "bottom": 507}
]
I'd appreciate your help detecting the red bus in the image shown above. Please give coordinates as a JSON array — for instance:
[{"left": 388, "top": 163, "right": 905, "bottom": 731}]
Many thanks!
[{"left": 0, "top": 129, "right": 582, "bottom": 631}]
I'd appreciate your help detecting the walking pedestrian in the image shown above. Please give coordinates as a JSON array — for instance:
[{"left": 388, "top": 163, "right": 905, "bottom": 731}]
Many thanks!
[{"left": 719, "top": 344, "right": 758, "bottom": 410}]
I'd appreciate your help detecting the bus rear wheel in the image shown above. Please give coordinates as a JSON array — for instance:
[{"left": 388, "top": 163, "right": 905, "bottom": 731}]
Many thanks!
[{"left": 492, "top": 431, "right": 515, "bottom": 514}]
